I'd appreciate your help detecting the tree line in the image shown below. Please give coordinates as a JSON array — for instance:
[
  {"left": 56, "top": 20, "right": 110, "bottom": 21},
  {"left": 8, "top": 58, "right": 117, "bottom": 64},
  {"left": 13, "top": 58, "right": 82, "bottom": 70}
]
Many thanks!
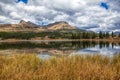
[{"left": 0, "top": 31, "right": 119, "bottom": 40}]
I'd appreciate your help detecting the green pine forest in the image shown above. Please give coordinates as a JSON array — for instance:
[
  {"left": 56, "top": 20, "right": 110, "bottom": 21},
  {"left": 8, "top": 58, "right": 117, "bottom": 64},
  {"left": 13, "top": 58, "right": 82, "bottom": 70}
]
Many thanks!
[{"left": 0, "top": 30, "right": 119, "bottom": 40}]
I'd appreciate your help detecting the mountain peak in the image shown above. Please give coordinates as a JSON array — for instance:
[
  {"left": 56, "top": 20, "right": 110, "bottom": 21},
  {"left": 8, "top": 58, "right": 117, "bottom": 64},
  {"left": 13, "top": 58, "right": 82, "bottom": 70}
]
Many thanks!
[
  {"left": 19, "top": 20, "right": 39, "bottom": 27},
  {"left": 19, "top": 20, "right": 26, "bottom": 24},
  {"left": 54, "top": 21, "right": 68, "bottom": 24},
  {"left": 46, "top": 21, "right": 76, "bottom": 30}
]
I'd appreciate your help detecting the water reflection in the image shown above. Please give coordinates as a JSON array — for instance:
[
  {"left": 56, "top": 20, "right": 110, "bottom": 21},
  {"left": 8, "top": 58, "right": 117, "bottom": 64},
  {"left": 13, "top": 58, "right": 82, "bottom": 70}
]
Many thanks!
[{"left": 0, "top": 41, "right": 120, "bottom": 57}]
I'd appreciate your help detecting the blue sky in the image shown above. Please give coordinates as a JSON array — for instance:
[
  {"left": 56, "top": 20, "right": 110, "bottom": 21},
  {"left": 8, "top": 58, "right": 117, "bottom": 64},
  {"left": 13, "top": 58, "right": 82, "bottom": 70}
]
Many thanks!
[
  {"left": 100, "top": 2, "right": 109, "bottom": 10},
  {"left": 16, "top": 0, "right": 28, "bottom": 4},
  {"left": 0, "top": 0, "right": 120, "bottom": 32}
]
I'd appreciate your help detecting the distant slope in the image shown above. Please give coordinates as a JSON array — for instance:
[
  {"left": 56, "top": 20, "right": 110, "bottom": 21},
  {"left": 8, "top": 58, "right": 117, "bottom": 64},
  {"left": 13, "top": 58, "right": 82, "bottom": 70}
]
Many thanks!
[
  {"left": 45, "top": 21, "right": 77, "bottom": 30},
  {"left": 0, "top": 20, "right": 41, "bottom": 32},
  {"left": 19, "top": 20, "right": 39, "bottom": 28},
  {"left": 0, "top": 20, "right": 83, "bottom": 32}
]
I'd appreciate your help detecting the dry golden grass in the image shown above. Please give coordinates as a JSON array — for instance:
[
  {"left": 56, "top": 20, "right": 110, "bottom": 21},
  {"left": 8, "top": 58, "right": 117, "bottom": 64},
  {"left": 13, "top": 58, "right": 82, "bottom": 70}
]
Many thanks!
[{"left": 0, "top": 54, "right": 120, "bottom": 80}]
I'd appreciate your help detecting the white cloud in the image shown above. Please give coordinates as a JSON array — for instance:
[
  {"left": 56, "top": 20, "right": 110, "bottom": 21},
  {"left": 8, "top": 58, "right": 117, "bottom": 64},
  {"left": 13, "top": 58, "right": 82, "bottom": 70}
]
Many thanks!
[
  {"left": 0, "top": 16, "right": 7, "bottom": 20},
  {"left": 9, "top": 12, "right": 22, "bottom": 19},
  {"left": 0, "top": 0, "right": 120, "bottom": 32},
  {"left": 54, "top": 14, "right": 69, "bottom": 21}
]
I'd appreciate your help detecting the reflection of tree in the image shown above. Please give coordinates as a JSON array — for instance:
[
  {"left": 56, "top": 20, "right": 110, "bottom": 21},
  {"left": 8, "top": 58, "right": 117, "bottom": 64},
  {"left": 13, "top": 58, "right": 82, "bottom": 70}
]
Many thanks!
[
  {"left": 99, "top": 42, "right": 110, "bottom": 49},
  {"left": 0, "top": 41, "right": 118, "bottom": 50},
  {"left": 106, "top": 42, "right": 110, "bottom": 48},
  {"left": 112, "top": 43, "right": 115, "bottom": 48}
]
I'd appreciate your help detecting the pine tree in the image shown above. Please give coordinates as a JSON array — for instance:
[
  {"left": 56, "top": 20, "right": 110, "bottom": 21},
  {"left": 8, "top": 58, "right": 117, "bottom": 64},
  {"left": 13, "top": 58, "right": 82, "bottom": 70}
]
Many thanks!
[
  {"left": 99, "top": 31, "right": 103, "bottom": 39},
  {"left": 119, "top": 33, "right": 120, "bottom": 38},
  {"left": 105, "top": 32, "right": 110, "bottom": 38},
  {"left": 111, "top": 32, "right": 114, "bottom": 38}
]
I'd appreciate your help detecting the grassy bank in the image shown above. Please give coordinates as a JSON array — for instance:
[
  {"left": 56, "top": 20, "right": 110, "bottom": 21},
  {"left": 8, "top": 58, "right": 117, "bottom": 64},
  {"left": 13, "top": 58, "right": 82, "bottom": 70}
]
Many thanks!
[{"left": 0, "top": 54, "right": 120, "bottom": 80}]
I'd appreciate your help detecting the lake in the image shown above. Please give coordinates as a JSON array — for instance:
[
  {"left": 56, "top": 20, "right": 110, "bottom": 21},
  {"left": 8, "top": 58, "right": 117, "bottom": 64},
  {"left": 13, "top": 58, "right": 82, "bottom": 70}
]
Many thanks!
[{"left": 0, "top": 41, "right": 120, "bottom": 59}]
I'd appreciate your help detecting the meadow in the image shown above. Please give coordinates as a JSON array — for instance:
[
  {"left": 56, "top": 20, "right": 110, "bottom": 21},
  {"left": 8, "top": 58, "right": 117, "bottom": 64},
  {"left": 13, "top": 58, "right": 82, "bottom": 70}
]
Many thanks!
[{"left": 0, "top": 54, "right": 120, "bottom": 80}]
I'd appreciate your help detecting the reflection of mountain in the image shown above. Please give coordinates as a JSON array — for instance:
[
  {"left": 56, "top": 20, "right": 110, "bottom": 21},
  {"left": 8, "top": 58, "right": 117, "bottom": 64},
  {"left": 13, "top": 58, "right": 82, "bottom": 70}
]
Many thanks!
[
  {"left": 0, "top": 48, "right": 76, "bottom": 56},
  {"left": 0, "top": 41, "right": 98, "bottom": 56},
  {"left": 0, "top": 41, "right": 120, "bottom": 56}
]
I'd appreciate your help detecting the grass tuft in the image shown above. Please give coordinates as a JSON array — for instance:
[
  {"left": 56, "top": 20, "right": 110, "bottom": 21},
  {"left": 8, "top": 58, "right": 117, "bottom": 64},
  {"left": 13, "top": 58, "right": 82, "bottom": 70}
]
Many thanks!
[{"left": 0, "top": 54, "right": 120, "bottom": 80}]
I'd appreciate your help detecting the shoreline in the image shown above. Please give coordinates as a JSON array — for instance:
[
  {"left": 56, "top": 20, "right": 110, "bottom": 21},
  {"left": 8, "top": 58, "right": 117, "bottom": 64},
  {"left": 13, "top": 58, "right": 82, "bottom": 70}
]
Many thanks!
[{"left": 0, "top": 39, "right": 120, "bottom": 43}]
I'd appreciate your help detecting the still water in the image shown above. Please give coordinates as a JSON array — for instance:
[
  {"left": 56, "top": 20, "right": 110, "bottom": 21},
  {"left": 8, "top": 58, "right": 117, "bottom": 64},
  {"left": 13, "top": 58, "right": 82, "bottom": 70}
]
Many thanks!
[{"left": 0, "top": 41, "right": 120, "bottom": 59}]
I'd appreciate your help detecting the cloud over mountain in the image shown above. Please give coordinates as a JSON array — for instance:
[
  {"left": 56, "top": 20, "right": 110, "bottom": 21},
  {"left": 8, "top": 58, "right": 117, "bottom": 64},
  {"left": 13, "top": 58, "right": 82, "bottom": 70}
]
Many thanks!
[{"left": 0, "top": 0, "right": 120, "bottom": 32}]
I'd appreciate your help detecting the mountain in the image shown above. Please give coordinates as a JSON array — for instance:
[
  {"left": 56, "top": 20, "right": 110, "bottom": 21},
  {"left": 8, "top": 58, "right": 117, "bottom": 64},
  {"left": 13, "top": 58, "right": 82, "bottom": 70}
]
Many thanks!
[
  {"left": 0, "top": 20, "right": 40, "bottom": 32},
  {"left": 0, "top": 20, "right": 78, "bottom": 32},
  {"left": 45, "top": 21, "right": 76, "bottom": 30},
  {"left": 114, "top": 31, "right": 120, "bottom": 35},
  {"left": 19, "top": 20, "right": 39, "bottom": 28}
]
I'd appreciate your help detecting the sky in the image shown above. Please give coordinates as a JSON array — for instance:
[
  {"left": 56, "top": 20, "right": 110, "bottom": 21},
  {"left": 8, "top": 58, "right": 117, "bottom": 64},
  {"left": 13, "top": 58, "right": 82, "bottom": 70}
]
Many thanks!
[{"left": 0, "top": 0, "right": 120, "bottom": 32}]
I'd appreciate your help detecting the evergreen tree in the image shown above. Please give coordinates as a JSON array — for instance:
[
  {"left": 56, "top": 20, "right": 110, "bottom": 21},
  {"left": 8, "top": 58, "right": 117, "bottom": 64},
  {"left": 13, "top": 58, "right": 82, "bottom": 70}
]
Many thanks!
[
  {"left": 105, "top": 32, "right": 110, "bottom": 38},
  {"left": 99, "top": 31, "right": 103, "bottom": 39},
  {"left": 111, "top": 32, "right": 114, "bottom": 38},
  {"left": 119, "top": 33, "right": 120, "bottom": 38}
]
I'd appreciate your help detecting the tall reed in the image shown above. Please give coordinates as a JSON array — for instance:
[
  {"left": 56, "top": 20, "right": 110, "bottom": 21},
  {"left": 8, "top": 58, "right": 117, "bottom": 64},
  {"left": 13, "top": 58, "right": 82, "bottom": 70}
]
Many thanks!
[{"left": 0, "top": 54, "right": 120, "bottom": 80}]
